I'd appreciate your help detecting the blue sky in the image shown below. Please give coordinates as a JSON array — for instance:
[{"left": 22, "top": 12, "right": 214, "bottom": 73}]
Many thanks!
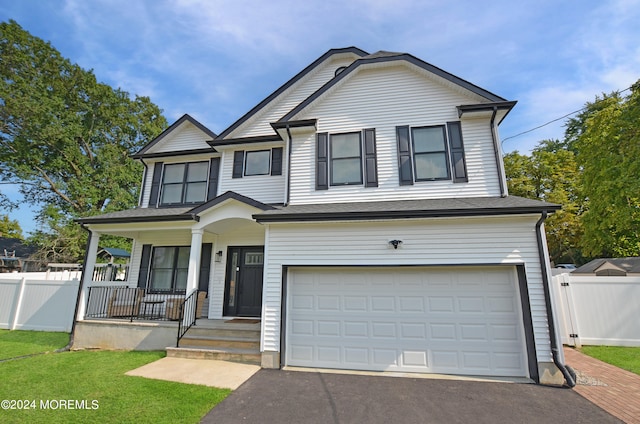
[{"left": 1, "top": 0, "right": 639, "bottom": 235}]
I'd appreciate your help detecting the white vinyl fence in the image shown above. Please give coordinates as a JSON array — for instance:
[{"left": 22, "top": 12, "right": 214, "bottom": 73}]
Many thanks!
[
  {"left": 553, "top": 273, "right": 640, "bottom": 347},
  {"left": 0, "top": 274, "right": 80, "bottom": 332}
]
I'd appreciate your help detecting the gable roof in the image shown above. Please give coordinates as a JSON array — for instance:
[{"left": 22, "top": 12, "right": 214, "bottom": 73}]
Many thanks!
[
  {"left": 97, "top": 247, "right": 131, "bottom": 259},
  {"left": 573, "top": 257, "right": 640, "bottom": 275},
  {"left": 214, "top": 47, "right": 368, "bottom": 140},
  {"left": 278, "top": 51, "right": 508, "bottom": 124},
  {"left": 132, "top": 114, "right": 217, "bottom": 159},
  {"left": 253, "top": 196, "right": 560, "bottom": 223},
  {"left": 188, "top": 191, "right": 276, "bottom": 214}
]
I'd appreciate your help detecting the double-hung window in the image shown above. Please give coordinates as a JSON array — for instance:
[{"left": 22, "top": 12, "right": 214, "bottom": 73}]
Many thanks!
[
  {"left": 316, "top": 129, "right": 378, "bottom": 190},
  {"left": 397, "top": 121, "right": 467, "bottom": 185},
  {"left": 160, "top": 162, "right": 208, "bottom": 206},
  {"left": 149, "top": 246, "right": 189, "bottom": 293},
  {"left": 411, "top": 126, "right": 450, "bottom": 181},
  {"left": 330, "top": 132, "right": 363, "bottom": 185}
]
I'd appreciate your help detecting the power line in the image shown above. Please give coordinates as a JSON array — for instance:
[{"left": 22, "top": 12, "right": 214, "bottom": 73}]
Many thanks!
[{"left": 501, "top": 85, "right": 633, "bottom": 145}]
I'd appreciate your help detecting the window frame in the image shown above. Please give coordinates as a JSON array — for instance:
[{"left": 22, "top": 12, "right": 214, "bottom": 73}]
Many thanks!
[
  {"left": 159, "top": 161, "right": 209, "bottom": 206},
  {"left": 329, "top": 131, "right": 363, "bottom": 186},
  {"left": 410, "top": 125, "right": 451, "bottom": 182},
  {"left": 148, "top": 246, "right": 190, "bottom": 294},
  {"left": 244, "top": 149, "right": 272, "bottom": 176}
]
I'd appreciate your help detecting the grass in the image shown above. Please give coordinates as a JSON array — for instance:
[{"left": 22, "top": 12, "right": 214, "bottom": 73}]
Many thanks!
[
  {"left": 0, "top": 331, "right": 230, "bottom": 424},
  {"left": 0, "top": 329, "right": 70, "bottom": 360},
  {"left": 580, "top": 346, "right": 640, "bottom": 376}
]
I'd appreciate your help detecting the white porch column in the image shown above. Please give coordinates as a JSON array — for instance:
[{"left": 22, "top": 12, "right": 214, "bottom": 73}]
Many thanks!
[
  {"left": 77, "top": 230, "right": 101, "bottom": 321},
  {"left": 186, "top": 229, "right": 203, "bottom": 293}
]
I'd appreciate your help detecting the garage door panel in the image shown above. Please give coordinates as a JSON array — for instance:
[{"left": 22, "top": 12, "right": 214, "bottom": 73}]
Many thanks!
[{"left": 286, "top": 266, "right": 528, "bottom": 377}]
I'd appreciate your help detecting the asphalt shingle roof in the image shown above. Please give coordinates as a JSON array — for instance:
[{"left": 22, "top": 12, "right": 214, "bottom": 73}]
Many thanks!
[{"left": 254, "top": 196, "right": 560, "bottom": 222}]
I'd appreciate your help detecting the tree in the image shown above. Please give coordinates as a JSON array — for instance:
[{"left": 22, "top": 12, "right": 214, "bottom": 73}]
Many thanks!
[
  {"left": 0, "top": 214, "right": 23, "bottom": 239},
  {"left": 504, "top": 140, "right": 584, "bottom": 264},
  {"left": 573, "top": 82, "right": 640, "bottom": 257},
  {"left": 0, "top": 20, "right": 167, "bottom": 260}
]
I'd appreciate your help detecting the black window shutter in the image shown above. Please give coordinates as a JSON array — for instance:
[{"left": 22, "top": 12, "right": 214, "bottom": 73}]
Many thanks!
[
  {"left": 396, "top": 126, "right": 414, "bottom": 185},
  {"left": 207, "top": 158, "right": 220, "bottom": 200},
  {"left": 232, "top": 151, "right": 244, "bottom": 178},
  {"left": 148, "top": 162, "right": 163, "bottom": 207},
  {"left": 316, "top": 133, "right": 329, "bottom": 190},
  {"left": 363, "top": 128, "right": 378, "bottom": 187},
  {"left": 198, "top": 243, "right": 212, "bottom": 294},
  {"left": 137, "top": 244, "right": 152, "bottom": 289},
  {"left": 447, "top": 121, "right": 468, "bottom": 183},
  {"left": 271, "top": 147, "right": 283, "bottom": 176}
]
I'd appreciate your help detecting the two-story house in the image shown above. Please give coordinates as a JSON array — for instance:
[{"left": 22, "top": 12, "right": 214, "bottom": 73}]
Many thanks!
[{"left": 76, "top": 47, "right": 569, "bottom": 385}]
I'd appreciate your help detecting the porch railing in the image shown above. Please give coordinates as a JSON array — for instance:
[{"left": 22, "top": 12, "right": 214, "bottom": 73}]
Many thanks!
[
  {"left": 176, "top": 289, "right": 199, "bottom": 347},
  {"left": 92, "top": 264, "right": 129, "bottom": 282},
  {"left": 85, "top": 286, "right": 185, "bottom": 322}
]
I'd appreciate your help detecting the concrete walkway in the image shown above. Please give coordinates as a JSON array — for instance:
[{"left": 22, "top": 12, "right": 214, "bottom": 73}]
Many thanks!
[
  {"left": 125, "top": 357, "right": 260, "bottom": 390},
  {"left": 564, "top": 347, "right": 640, "bottom": 424}
]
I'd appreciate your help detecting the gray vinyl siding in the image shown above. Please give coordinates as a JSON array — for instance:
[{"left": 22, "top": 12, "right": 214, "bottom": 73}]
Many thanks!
[
  {"left": 287, "top": 65, "right": 502, "bottom": 204},
  {"left": 229, "top": 56, "right": 358, "bottom": 139},
  {"left": 260, "top": 215, "right": 552, "bottom": 364}
]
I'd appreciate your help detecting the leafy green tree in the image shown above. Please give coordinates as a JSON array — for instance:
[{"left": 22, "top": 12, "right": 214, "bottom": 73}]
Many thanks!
[
  {"left": 573, "top": 82, "right": 640, "bottom": 257},
  {"left": 504, "top": 140, "right": 584, "bottom": 264},
  {"left": 0, "top": 20, "right": 167, "bottom": 261},
  {"left": 0, "top": 214, "right": 23, "bottom": 239}
]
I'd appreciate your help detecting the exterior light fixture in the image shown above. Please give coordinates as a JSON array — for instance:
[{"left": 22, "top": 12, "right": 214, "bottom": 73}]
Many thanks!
[
  {"left": 215, "top": 250, "right": 224, "bottom": 262},
  {"left": 389, "top": 240, "right": 403, "bottom": 249}
]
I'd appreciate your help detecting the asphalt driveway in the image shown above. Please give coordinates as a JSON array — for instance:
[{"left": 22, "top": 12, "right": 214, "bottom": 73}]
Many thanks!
[{"left": 201, "top": 369, "right": 621, "bottom": 424}]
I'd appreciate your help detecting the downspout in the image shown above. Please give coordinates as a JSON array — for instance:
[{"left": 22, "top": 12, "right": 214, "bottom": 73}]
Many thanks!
[
  {"left": 490, "top": 107, "right": 507, "bottom": 197},
  {"left": 285, "top": 125, "right": 293, "bottom": 206},
  {"left": 536, "top": 211, "right": 576, "bottom": 387},
  {"left": 138, "top": 159, "right": 148, "bottom": 207},
  {"left": 58, "top": 224, "right": 93, "bottom": 352}
]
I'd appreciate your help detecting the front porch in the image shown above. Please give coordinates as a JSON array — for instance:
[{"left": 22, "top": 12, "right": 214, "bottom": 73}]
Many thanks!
[{"left": 73, "top": 318, "right": 261, "bottom": 365}]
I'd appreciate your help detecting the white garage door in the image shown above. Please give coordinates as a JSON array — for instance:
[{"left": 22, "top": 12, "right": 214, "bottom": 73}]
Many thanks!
[{"left": 286, "top": 266, "right": 528, "bottom": 377}]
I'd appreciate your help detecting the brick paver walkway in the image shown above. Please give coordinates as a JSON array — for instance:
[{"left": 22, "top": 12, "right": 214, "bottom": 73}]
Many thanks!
[{"left": 564, "top": 347, "right": 640, "bottom": 424}]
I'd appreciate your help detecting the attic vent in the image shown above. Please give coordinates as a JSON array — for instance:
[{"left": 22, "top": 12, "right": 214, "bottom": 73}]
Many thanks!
[{"left": 334, "top": 66, "right": 348, "bottom": 77}]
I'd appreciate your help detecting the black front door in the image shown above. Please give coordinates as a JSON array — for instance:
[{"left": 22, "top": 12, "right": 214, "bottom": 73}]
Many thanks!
[{"left": 223, "top": 247, "right": 264, "bottom": 317}]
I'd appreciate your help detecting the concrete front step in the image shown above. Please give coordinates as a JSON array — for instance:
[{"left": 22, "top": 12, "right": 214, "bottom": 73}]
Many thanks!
[
  {"left": 180, "top": 335, "right": 260, "bottom": 350},
  {"left": 184, "top": 326, "right": 260, "bottom": 338},
  {"left": 166, "top": 346, "right": 261, "bottom": 365}
]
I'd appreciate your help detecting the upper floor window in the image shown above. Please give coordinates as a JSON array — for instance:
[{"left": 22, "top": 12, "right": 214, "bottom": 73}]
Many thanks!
[
  {"left": 397, "top": 121, "right": 467, "bottom": 185},
  {"left": 160, "top": 162, "right": 208, "bottom": 205},
  {"left": 330, "top": 132, "right": 362, "bottom": 185},
  {"left": 411, "top": 126, "right": 450, "bottom": 181},
  {"left": 232, "top": 147, "right": 283, "bottom": 178},
  {"left": 316, "top": 129, "right": 378, "bottom": 190},
  {"left": 245, "top": 150, "right": 271, "bottom": 176},
  {"left": 147, "top": 158, "right": 220, "bottom": 208}
]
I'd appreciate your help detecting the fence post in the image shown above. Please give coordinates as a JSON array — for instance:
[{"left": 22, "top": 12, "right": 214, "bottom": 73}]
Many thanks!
[{"left": 10, "top": 277, "right": 27, "bottom": 330}]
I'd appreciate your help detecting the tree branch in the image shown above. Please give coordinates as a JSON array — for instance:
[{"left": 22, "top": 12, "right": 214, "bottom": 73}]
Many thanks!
[{"left": 33, "top": 164, "right": 80, "bottom": 211}]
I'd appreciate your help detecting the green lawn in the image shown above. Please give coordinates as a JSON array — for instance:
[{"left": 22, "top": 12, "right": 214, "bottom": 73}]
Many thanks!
[
  {"left": 580, "top": 346, "right": 640, "bottom": 376},
  {"left": 0, "top": 329, "right": 70, "bottom": 360},
  {"left": 0, "top": 331, "right": 230, "bottom": 424}
]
